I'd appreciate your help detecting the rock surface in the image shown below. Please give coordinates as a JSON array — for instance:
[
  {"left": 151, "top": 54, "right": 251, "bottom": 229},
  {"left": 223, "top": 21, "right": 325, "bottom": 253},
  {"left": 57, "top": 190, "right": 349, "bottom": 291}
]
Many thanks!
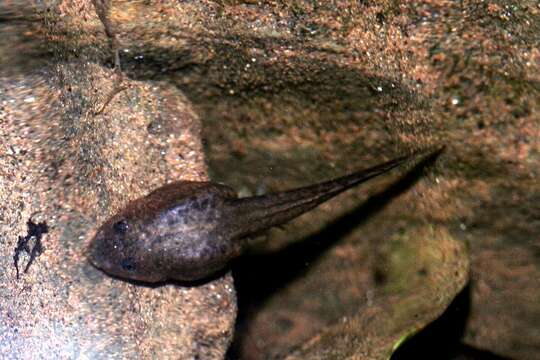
[
  {"left": 1, "top": 1, "right": 538, "bottom": 359},
  {"left": 0, "top": 2, "right": 236, "bottom": 358}
]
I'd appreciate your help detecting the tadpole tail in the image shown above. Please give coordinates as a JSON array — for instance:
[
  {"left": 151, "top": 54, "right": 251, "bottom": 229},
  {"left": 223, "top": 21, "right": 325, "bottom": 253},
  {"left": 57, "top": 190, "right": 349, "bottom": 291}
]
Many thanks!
[{"left": 225, "top": 145, "right": 444, "bottom": 240}]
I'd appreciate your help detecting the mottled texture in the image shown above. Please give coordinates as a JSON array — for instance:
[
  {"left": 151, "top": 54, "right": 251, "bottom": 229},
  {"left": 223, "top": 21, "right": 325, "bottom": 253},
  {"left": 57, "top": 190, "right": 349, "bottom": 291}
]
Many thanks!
[
  {"left": 286, "top": 226, "right": 469, "bottom": 359},
  {"left": 89, "top": 149, "right": 438, "bottom": 282},
  {"left": 0, "top": 2, "right": 236, "bottom": 358},
  {"left": 2, "top": 0, "right": 538, "bottom": 359}
]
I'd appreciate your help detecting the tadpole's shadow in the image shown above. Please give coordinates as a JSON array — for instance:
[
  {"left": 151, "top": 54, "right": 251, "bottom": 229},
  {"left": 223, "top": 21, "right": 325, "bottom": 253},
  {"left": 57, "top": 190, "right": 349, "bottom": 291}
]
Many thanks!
[
  {"left": 391, "top": 283, "right": 512, "bottom": 360},
  {"left": 227, "top": 150, "right": 442, "bottom": 358}
]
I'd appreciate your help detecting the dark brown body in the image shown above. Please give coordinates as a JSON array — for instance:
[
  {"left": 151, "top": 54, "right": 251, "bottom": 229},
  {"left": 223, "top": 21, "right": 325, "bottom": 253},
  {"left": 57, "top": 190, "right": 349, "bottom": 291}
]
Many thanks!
[{"left": 88, "top": 148, "right": 439, "bottom": 282}]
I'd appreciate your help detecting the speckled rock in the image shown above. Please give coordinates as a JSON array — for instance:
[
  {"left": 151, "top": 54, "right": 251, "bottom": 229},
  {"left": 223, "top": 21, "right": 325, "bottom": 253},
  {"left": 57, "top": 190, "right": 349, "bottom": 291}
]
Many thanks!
[
  {"left": 2, "top": 0, "right": 538, "bottom": 359},
  {"left": 0, "top": 3, "right": 236, "bottom": 358}
]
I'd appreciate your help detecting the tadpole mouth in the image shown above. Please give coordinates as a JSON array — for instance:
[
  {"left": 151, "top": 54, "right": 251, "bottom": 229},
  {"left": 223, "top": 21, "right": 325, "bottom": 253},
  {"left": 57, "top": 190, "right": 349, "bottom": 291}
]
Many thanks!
[
  {"left": 87, "top": 247, "right": 104, "bottom": 271},
  {"left": 87, "top": 234, "right": 112, "bottom": 271},
  {"left": 87, "top": 256, "right": 111, "bottom": 278}
]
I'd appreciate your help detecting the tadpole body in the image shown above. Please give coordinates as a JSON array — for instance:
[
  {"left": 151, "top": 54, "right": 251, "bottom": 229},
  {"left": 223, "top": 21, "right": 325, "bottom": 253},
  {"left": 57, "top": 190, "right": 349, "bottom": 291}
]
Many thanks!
[{"left": 88, "top": 148, "right": 440, "bottom": 283}]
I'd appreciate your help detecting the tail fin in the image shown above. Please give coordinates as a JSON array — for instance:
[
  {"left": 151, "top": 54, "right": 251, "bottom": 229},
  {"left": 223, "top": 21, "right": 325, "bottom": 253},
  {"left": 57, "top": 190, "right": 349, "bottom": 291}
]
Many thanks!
[{"left": 225, "top": 146, "right": 443, "bottom": 239}]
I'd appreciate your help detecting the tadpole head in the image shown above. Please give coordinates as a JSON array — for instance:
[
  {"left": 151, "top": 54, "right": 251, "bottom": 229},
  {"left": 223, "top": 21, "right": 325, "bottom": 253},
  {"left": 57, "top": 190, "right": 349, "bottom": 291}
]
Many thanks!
[{"left": 88, "top": 216, "right": 164, "bottom": 283}]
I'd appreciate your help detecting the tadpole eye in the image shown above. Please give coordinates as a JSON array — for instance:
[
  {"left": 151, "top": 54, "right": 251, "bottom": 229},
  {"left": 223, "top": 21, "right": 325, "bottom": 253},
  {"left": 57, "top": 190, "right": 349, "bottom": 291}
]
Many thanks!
[
  {"left": 121, "top": 258, "right": 136, "bottom": 271},
  {"left": 113, "top": 220, "right": 128, "bottom": 234}
]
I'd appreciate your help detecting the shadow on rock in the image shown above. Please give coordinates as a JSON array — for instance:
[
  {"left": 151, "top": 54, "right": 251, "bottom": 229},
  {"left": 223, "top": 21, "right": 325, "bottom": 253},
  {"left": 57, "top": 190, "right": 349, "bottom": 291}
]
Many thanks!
[
  {"left": 228, "top": 149, "right": 442, "bottom": 358},
  {"left": 391, "top": 283, "right": 513, "bottom": 360}
]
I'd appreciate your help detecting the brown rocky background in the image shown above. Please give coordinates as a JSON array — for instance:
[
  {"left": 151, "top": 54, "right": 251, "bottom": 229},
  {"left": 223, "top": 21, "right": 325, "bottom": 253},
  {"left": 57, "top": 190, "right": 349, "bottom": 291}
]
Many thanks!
[{"left": 0, "top": 0, "right": 538, "bottom": 359}]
